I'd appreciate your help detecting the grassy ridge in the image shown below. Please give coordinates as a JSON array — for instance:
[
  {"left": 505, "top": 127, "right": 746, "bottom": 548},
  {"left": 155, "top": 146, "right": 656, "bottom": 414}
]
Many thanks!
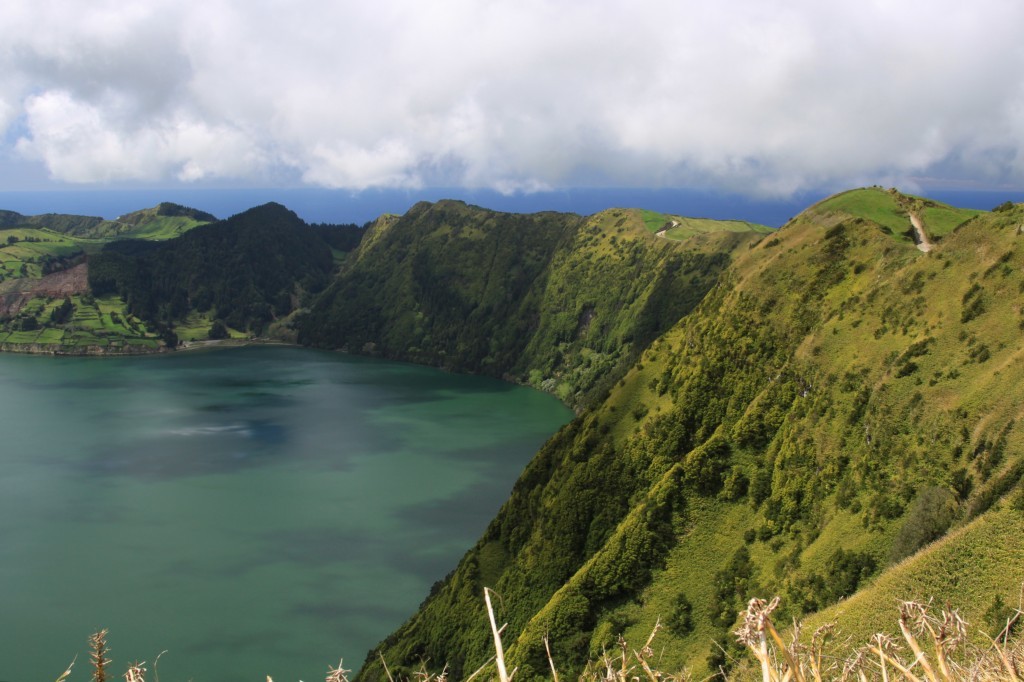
[
  {"left": 814, "top": 186, "right": 983, "bottom": 241},
  {"left": 0, "top": 202, "right": 214, "bottom": 240},
  {"left": 364, "top": 190, "right": 1024, "bottom": 680}
]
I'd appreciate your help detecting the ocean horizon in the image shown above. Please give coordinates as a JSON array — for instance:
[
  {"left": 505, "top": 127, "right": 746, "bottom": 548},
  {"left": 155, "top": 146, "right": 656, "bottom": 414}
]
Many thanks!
[{"left": 1, "top": 186, "right": 1021, "bottom": 229}]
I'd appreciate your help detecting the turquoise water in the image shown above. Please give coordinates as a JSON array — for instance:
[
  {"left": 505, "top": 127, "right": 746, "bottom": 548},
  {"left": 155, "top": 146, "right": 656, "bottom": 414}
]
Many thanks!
[{"left": 0, "top": 346, "right": 572, "bottom": 682}]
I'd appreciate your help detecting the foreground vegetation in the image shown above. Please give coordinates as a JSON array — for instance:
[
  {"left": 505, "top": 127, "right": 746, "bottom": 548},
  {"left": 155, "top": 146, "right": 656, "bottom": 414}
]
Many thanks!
[{"left": 60, "top": 591, "right": 1022, "bottom": 681}]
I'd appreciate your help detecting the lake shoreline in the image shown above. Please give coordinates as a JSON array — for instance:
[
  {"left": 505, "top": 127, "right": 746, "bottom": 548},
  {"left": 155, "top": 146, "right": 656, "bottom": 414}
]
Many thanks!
[{"left": 0, "top": 336, "right": 298, "bottom": 356}]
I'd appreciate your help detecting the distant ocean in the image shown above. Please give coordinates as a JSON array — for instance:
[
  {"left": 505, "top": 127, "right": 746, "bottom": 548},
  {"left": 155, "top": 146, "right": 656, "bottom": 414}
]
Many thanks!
[{"left": 0, "top": 186, "right": 1021, "bottom": 229}]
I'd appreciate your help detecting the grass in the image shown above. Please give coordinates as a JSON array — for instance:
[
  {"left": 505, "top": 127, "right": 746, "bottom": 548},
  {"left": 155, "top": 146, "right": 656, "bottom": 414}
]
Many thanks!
[
  {"left": 919, "top": 205, "right": 984, "bottom": 238},
  {"left": 813, "top": 188, "right": 986, "bottom": 243},
  {"left": 814, "top": 188, "right": 911, "bottom": 234},
  {"left": 34, "top": 328, "right": 66, "bottom": 343},
  {"left": 640, "top": 209, "right": 773, "bottom": 240},
  {"left": 736, "top": 595, "right": 1022, "bottom": 682},
  {"left": 804, "top": 506, "right": 1024, "bottom": 647},
  {"left": 174, "top": 310, "right": 247, "bottom": 342},
  {"left": 0, "top": 228, "right": 86, "bottom": 282},
  {"left": 113, "top": 215, "right": 208, "bottom": 240}
]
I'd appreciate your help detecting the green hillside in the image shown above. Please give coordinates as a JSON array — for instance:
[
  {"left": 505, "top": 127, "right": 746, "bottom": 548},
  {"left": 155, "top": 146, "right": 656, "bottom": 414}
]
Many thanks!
[
  {"left": 107, "top": 202, "right": 217, "bottom": 239},
  {"left": 362, "top": 190, "right": 1024, "bottom": 680},
  {"left": 0, "top": 209, "right": 107, "bottom": 235},
  {"left": 300, "top": 200, "right": 767, "bottom": 408},
  {"left": 0, "top": 200, "right": 363, "bottom": 353},
  {"left": 0, "top": 203, "right": 216, "bottom": 351},
  {"left": 0, "top": 228, "right": 83, "bottom": 281},
  {"left": 803, "top": 503, "right": 1024, "bottom": 647},
  {"left": 89, "top": 203, "right": 350, "bottom": 340}
]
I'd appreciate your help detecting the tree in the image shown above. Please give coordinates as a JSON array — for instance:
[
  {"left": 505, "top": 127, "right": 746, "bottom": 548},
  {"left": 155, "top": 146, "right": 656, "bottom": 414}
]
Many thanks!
[
  {"left": 50, "top": 296, "right": 74, "bottom": 325},
  {"left": 208, "top": 319, "right": 229, "bottom": 340}
]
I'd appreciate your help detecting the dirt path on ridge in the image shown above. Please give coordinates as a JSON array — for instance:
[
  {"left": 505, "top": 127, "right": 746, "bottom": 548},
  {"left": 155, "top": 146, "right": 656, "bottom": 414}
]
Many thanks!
[{"left": 909, "top": 213, "right": 933, "bottom": 253}]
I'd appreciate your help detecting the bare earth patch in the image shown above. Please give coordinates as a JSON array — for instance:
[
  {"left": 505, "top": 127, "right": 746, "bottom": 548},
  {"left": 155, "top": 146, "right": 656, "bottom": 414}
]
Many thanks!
[{"left": 0, "top": 262, "right": 89, "bottom": 317}]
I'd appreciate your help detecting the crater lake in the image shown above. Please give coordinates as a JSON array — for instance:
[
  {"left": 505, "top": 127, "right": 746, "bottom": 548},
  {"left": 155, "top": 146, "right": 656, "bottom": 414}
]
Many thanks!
[{"left": 0, "top": 346, "right": 572, "bottom": 682}]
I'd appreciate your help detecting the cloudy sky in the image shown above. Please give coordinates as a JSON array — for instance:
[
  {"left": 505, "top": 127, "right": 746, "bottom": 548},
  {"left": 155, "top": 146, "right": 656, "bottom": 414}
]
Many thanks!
[{"left": 2, "top": 0, "right": 1023, "bottom": 197}]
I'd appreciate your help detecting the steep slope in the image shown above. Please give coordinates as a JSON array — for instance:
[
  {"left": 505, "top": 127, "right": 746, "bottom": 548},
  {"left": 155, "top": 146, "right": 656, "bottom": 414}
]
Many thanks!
[
  {"left": 300, "top": 200, "right": 766, "bottom": 408},
  {"left": 802, "top": 502, "right": 1024, "bottom": 649},
  {"left": 363, "top": 190, "right": 1024, "bottom": 680}
]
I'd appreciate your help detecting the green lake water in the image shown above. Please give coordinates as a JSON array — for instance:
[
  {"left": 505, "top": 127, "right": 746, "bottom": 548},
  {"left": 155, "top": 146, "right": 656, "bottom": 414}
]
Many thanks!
[{"left": 0, "top": 346, "right": 572, "bottom": 682}]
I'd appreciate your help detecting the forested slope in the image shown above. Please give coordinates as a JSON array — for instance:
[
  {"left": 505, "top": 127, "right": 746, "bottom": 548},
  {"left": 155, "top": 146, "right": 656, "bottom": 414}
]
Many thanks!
[
  {"left": 299, "top": 200, "right": 764, "bottom": 408},
  {"left": 362, "top": 189, "right": 1024, "bottom": 680},
  {"left": 88, "top": 202, "right": 356, "bottom": 336}
]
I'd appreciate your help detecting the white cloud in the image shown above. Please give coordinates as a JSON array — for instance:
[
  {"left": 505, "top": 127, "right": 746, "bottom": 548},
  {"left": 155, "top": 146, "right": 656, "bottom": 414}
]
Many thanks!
[
  {"left": 15, "top": 90, "right": 267, "bottom": 183},
  {"left": 2, "top": 0, "right": 1024, "bottom": 194}
]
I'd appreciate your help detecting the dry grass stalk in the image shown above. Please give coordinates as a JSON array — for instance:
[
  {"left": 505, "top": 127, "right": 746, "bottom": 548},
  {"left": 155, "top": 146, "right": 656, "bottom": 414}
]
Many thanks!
[
  {"left": 543, "top": 634, "right": 560, "bottom": 682},
  {"left": 412, "top": 660, "right": 449, "bottom": 681},
  {"left": 326, "top": 658, "right": 350, "bottom": 682},
  {"left": 89, "top": 629, "right": 111, "bottom": 682},
  {"left": 66, "top": 592, "right": 1022, "bottom": 682},
  {"left": 55, "top": 655, "right": 77, "bottom": 682},
  {"left": 738, "top": 597, "right": 1024, "bottom": 682},
  {"left": 151, "top": 650, "right": 166, "bottom": 682},
  {"left": 484, "top": 587, "right": 513, "bottom": 682},
  {"left": 380, "top": 652, "right": 397, "bottom": 682},
  {"left": 573, "top": 621, "right": 693, "bottom": 682},
  {"left": 123, "top": 661, "right": 145, "bottom": 682},
  {"left": 634, "top": 619, "right": 663, "bottom": 682},
  {"left": 463, "top": 655, "right": 496, "bottom": 682}
]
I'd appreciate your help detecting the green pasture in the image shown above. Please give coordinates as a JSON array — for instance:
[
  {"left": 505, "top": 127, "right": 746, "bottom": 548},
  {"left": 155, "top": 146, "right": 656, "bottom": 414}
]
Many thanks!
[
  {"left": 114, "top": 215, "right": 208, "bottom": 240},
  {"left": 175, "top": 310, "right": 247, "bottom": 342},
  {"left": 814, "top": 187, "right": 911, "bottom": 233},
  {"left": 640, "top": 209, "right": 773, "bottom": 240},
  {"left": 815, "top": 187, "right": 986, "bottom": 242}
]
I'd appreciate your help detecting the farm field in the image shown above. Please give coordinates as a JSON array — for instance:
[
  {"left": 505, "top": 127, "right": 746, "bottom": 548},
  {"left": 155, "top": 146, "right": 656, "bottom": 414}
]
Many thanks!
[
  {"left": 0, "top": 293, "right": 159, "bottom": 350},
  {"left": 0, "top": 204, "right": 208, "bottom": 352}
]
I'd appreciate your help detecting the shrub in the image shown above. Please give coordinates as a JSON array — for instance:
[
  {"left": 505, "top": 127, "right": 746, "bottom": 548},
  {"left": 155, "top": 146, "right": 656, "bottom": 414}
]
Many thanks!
[
  {"left": 888, "top": 486, "right": 957, "bottom": 564},
  {"left": 667, "top": 592, "right": 694, "bottom": 636},
  {"left": 208, "top": 319, "right": 229, "bottom": 340}
]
